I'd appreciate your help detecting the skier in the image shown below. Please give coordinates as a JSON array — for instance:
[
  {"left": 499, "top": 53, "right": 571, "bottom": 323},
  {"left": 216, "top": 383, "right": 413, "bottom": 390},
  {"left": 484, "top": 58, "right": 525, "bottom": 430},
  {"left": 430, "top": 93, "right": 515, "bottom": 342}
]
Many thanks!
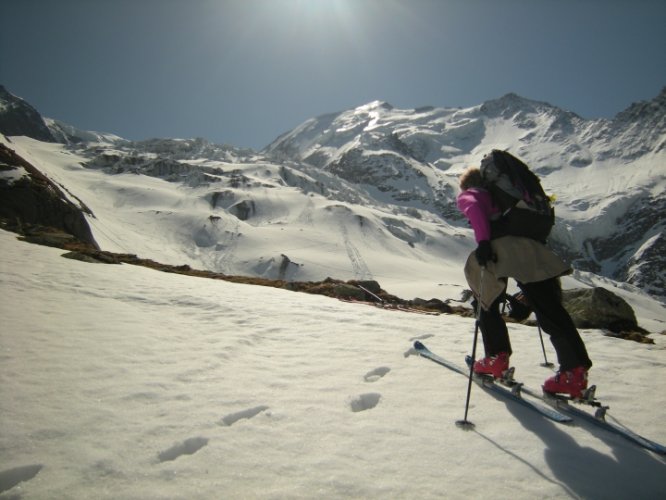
[{"left": 457, "top": 166, "right": 592, "bottom": 398}]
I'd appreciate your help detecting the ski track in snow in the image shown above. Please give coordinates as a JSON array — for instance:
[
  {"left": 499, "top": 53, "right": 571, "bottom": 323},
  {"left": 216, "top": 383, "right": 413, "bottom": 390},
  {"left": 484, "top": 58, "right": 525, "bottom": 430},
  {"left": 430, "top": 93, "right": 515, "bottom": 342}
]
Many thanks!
[
  {"left": 339, "top": 220, "right": 373, "bottom": 281},
  {"left": 212, "top": 218, "right": 240, "bottom": 275},
  {"left": 296, "top": 197, "right": 315, "bottom": 225}
]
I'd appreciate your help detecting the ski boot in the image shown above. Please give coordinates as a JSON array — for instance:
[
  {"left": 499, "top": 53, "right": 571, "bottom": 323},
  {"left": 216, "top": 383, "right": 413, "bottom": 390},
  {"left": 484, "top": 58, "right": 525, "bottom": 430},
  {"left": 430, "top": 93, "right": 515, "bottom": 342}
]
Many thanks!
[
  {"left": 543, "top": 366, "right": 588, "bottom": 399},
  {"left": 473, "top": 352, "right": 510, "bottom": 379}
]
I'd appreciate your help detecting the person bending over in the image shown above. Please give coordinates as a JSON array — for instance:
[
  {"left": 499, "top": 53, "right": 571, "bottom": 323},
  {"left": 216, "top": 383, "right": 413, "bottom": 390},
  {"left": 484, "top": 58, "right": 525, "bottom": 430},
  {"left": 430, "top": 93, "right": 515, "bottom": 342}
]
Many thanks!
[{"left": 457, "top": 166, "right": 592, "bottom": 398}]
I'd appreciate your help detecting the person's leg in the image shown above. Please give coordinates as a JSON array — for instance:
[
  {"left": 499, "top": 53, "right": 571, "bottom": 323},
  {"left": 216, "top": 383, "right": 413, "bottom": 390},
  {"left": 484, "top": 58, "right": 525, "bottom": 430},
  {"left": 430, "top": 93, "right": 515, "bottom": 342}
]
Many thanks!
[
  {"left": 518, "top": 278, "right": 591, "bottom": 370},
  {"left": 478, "top": 294, "right": 511, "bottom": 357},
  {"left": 518, "top": 278, "right": 592, "bottom": 397},
  {"left": 473, "top": 292, "right": 511, "bottom": 378}
]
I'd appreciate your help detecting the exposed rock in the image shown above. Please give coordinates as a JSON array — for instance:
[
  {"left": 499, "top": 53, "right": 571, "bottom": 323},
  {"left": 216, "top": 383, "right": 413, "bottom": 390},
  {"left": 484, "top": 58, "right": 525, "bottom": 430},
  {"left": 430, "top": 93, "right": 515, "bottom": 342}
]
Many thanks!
[
  {"left": 0, "top": 85, "right": 55, "bottom": 142},
  {"left": 411, "top": 297, "right": 453, "bottom": 313},
  {"left": 353, "top": 280, "right": 382, "bottom": 294},
  {"left": 561, "top": 287, "right": 638, "bottom": 332},
  {"left": 332, "top": 283, "right": 366, "bottom": 300},
  {"left": 20, "top": 228, "right": 80, "bottom": 248},
  {"left": 62, "top": 250, "right": 108, "bottom": 264},
  {"left": 0, "top": 144, "right": 99, "bottom": 249},
  {"left": 228, "top": 199, "right": 256, "bottom": 220}
]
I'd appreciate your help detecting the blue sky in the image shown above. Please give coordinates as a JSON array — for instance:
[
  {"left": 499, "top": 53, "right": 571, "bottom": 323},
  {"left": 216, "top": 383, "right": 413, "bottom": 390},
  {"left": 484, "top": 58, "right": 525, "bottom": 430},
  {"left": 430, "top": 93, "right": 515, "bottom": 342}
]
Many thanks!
[{"left": 1, "top": 0, "right": 664, "bottom": 150}]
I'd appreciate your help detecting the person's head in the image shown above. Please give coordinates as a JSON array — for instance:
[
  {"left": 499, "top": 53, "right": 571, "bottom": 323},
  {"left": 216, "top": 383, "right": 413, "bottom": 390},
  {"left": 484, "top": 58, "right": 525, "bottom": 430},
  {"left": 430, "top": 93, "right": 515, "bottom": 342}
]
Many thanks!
[{"left": 459, "top": 166, "right": 483, "bottom": 191}]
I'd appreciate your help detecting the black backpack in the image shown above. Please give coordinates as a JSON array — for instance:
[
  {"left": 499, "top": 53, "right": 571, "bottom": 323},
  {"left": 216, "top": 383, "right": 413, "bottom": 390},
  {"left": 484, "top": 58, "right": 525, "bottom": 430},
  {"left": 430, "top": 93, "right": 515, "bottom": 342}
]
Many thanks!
[{"left": 480, "top": 149, "right": 555, "bottom": 242}]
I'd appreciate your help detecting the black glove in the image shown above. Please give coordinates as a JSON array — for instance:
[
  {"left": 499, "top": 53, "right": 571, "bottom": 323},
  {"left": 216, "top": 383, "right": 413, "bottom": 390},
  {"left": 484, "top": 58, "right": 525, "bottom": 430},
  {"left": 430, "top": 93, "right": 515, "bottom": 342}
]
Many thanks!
[{"left": 475, "top": 240, "right": 496, "bottom": 267}]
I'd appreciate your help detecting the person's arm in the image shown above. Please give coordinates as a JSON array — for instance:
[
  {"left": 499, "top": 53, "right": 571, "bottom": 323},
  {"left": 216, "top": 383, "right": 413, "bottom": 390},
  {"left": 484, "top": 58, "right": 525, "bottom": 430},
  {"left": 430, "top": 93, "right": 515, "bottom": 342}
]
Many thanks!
[
  {"left": 457, "top": 189, "right": 496, "bottom": 266},
  {"left": 457, "top": 189, "right": 491, "bottom": 243}
]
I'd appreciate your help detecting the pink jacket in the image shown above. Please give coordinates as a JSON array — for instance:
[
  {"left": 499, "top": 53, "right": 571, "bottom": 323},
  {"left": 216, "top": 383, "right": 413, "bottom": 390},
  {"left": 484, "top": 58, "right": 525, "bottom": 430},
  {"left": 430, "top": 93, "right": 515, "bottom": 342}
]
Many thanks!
[{"left": 456, "top": 188, "right": 500, "bottom": 243}]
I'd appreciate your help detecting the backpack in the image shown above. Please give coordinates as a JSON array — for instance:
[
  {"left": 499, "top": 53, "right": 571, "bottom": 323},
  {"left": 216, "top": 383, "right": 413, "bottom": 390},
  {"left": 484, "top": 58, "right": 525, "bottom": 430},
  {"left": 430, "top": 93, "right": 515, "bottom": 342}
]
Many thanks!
[{"left": 479, "top": 149, "right": 555, "bottom": 242}]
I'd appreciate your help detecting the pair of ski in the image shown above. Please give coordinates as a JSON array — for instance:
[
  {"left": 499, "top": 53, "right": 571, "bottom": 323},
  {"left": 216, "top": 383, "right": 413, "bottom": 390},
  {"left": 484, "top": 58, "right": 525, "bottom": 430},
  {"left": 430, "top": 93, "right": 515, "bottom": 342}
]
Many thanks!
[{"left": 413, "top": 340, "right": 666, "bottom": 456}]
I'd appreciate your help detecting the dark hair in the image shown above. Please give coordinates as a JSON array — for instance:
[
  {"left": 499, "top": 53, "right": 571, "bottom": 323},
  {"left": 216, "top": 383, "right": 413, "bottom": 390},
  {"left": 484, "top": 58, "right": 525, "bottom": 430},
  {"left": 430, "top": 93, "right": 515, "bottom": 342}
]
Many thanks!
[{"left": 459, "top": 167, "right": 483, "bottom": 191}]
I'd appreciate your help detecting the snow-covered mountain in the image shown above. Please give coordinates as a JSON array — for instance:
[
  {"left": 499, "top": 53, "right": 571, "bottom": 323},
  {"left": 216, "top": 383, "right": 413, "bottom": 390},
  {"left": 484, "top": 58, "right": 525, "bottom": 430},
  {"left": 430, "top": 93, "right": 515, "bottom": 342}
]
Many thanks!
[
  {"left": 264, "top": 91, "right": 666, "bottom": 298},
  {"left": 1, "top": 85, "right": 665, "bottom": 304}
]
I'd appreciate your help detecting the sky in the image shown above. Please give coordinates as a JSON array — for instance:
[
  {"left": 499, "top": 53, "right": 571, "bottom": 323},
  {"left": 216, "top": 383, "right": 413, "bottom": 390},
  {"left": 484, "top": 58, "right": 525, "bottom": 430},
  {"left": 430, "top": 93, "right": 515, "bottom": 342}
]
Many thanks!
[{"left": 1, "top": 0, "right": 665, "bottom": 150}]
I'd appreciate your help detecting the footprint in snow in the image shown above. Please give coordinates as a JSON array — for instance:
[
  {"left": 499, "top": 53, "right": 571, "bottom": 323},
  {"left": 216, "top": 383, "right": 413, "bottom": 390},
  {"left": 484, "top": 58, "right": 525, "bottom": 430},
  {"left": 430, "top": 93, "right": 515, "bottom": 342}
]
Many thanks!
[
  {"left": 364, "top": 366, "right": 391, "bottom": 382},
  {"left": 0, "top": 464, "right": 43, "bottom": 494},
  {"left": 157, "top": 437, "right": 209, "bottom": 463},
  {"left": 219, "top": 405, "right": 269, "bottom": 426},
  {"left": 350, "top": 393, "right": 381, "bottom": 413},
  {"left": 403, "top": 347, "right": 419, "bottom": 358}
]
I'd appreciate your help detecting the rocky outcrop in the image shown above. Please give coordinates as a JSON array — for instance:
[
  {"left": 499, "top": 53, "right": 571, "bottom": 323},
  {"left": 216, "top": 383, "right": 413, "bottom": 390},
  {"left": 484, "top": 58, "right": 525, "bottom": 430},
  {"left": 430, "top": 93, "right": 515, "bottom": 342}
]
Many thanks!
[
  {"left": 560, "top": 287, "right": 651, "bottom": 343},
  {"left": 0, "top": 143, "right": 98, "bottom": 248},
  {"left": 0, "top": 86, "right": 55, "bottom": 142},
  {"left": 562, "top": 287, "right": 637, "bottom": 331}
]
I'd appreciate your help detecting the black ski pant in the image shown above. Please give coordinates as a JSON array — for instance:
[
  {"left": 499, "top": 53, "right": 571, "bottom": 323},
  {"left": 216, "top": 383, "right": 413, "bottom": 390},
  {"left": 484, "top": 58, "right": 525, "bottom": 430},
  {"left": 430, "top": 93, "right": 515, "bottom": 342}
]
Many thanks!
[{"left": 478, "top": 277, "right": 592, "bottom": 371}]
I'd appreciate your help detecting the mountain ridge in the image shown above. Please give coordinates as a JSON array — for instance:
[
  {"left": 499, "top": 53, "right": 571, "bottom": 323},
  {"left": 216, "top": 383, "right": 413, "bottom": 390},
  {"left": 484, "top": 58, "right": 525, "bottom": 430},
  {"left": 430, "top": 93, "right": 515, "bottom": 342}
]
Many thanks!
[{"left": 1, "top": 85, "right": 664, "bottom": 301}]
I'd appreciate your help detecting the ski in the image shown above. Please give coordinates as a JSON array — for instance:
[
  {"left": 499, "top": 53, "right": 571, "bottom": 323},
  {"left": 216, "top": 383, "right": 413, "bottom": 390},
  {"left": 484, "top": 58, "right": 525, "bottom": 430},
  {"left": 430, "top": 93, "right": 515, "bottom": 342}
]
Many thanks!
[
  {"left": 412, "top": 341, "right": 572, "bottom": 424},
  {"left": 519, "top": 386, "right": 666, "bottom": 456},
  {"left": 460, "top": 354, "right": 666, "bottom": 455},
  {"left": 417, "top": 341, "right": 666, "bottom": 454}
]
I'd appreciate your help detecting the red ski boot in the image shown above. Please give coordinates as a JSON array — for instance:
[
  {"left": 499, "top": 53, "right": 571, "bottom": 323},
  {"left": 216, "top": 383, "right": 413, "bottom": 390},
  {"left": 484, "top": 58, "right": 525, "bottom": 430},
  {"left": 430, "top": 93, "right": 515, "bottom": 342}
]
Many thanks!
[
  {"left": 473, "top": 352, "right": 510, "bottom": 379},
  {"left": 543, "top": 366, "right": 588, "bottom": 399}
]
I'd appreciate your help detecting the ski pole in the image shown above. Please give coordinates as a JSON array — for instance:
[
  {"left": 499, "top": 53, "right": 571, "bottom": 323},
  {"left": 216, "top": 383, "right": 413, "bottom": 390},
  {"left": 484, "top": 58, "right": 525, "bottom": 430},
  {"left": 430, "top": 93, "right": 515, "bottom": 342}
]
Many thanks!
[
  {"left": 536, "top": 321, "right": 554, "bottom": 368},
  {"left": 456, "top": 267, "right": 484, "bottom": 430},
  {"left": 510, "top": 289, "right": 552, "bottom": 368}
]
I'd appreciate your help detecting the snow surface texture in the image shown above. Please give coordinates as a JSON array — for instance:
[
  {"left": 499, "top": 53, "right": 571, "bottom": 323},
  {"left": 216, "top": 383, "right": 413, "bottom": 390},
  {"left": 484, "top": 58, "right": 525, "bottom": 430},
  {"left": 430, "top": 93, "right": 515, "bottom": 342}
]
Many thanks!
[{"left": 1, "top": 229, "right": 666, "bottom": 499}]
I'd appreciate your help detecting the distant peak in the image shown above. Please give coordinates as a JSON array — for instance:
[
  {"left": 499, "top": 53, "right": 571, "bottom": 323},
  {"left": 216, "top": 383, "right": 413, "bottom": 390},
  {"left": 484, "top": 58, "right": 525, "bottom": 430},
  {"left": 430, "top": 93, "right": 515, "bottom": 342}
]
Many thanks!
[
  {"left": 491, "top": 92, "right": 539, "bottom": 107},
  {"left": 480, "top": 92, "right": 565, "bottom": 118},
  {"left": 0, "top": 85, "right": 20, "bottom": 103},
  {"left": 499, "top": 92, "right": 522, "bottom": 100},
  {"left": 356, "top": 100, "right": 394, "bottom": 112},
  {"left": 614, "top": 86, "right": 666, "bottom": 123}
]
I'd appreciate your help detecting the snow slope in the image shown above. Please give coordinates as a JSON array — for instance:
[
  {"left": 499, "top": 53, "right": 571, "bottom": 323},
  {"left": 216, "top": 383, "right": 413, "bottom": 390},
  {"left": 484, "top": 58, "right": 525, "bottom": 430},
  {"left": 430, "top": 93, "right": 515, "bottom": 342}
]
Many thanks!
[
  {"left": 1, "top": 229, "right": 665, "bottom": 499},
  {"left": 3, "top": 132, "right": 665, "bottom": 331},
  {"left": 2, "top": 134, "right": 473, "bottom": 302}
]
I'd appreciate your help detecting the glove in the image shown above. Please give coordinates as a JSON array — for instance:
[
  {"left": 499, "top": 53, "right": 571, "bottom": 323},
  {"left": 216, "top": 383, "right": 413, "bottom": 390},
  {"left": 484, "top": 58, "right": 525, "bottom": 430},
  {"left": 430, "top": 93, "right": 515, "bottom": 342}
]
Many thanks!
[{"left": 475, "top": 240, "right": 496, "bottom": 267}]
